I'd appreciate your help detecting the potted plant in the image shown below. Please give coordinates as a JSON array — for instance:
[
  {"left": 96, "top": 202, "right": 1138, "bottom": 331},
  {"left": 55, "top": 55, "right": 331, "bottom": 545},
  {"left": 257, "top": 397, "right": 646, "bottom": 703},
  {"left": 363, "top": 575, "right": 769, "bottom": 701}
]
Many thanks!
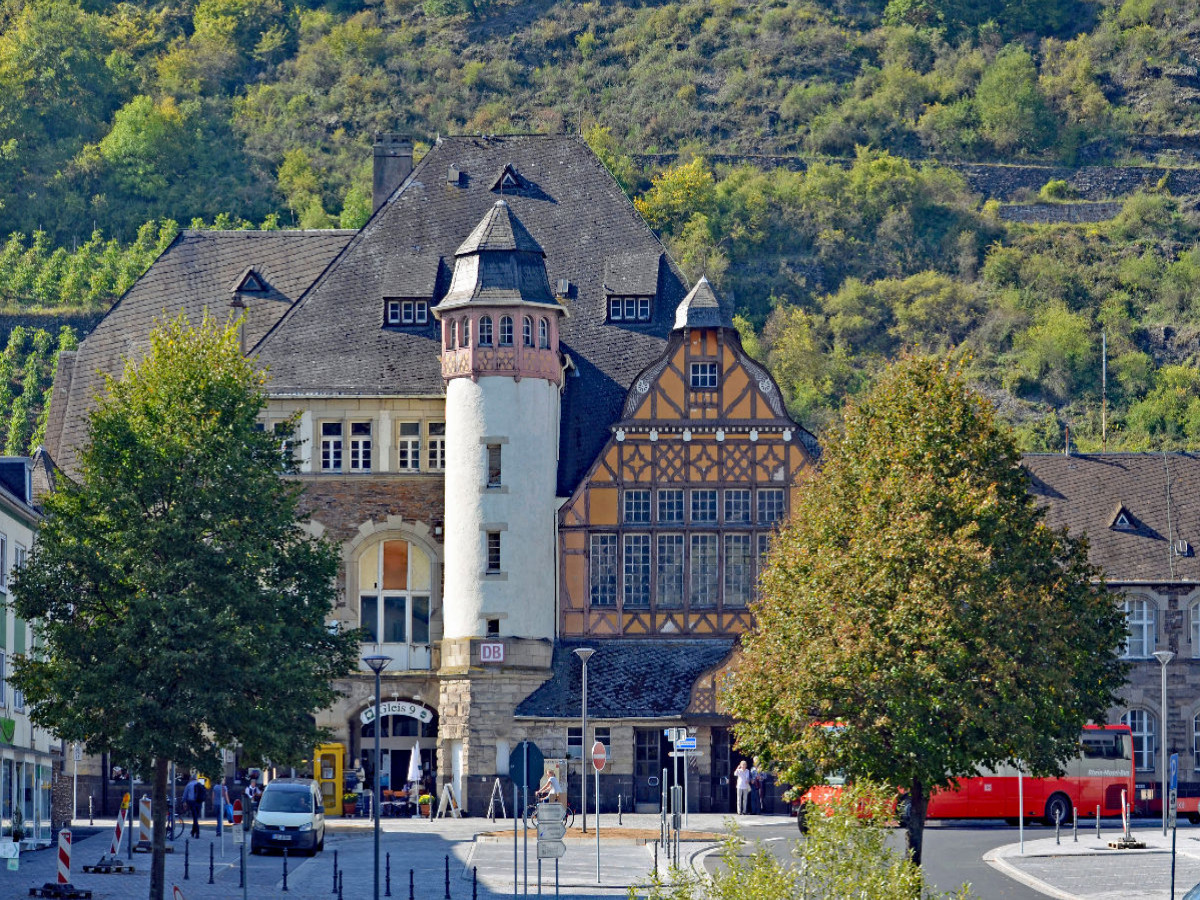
[
  {"left": 342, "top": 792, "right": 358, "bottom": 816},
  {"left": 418, "top": 794, "right": 433, "bottom": 817}
]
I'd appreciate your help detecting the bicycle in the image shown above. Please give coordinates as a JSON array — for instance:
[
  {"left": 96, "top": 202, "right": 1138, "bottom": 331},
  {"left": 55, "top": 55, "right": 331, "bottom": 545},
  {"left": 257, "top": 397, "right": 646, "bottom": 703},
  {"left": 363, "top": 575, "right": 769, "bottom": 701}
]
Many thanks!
[
  {"left": 524, "top": 802, "right": 575, "bottom": 829},
  {"left": 165, "top": 794, "right": 185, "bottom": 841}
]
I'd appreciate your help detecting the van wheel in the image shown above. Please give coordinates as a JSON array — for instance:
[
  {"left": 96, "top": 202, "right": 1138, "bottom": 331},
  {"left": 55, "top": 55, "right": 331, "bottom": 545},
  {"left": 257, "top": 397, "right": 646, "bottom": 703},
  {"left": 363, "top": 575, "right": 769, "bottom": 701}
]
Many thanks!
[
  {"left": 317, "top": 832, "right": 324, "bottom": 852},
  {"left": 796, "top": 803, "right": 808, "bottom": 835},
  {"left": 1044, "top": 793, "right": 1072, "bottom": 827}
]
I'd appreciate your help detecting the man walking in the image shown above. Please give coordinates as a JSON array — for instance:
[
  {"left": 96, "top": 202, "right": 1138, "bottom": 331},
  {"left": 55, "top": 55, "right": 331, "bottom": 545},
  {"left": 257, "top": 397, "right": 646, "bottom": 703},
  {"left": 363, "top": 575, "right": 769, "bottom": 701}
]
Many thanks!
[
  {"left": 183, "top": 775, "right": 205, "bottom": 839},
  {"left": 735, "top": 760, "right": 751, "bottom": 815},
  {"left": 211, "top": 779, "right": 229, "bottom": 836}
]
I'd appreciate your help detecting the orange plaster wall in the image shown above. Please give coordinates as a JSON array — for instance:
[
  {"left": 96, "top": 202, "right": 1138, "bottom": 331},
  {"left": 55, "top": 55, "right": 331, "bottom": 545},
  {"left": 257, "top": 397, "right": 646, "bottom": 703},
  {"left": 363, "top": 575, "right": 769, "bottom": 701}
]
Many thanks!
[{"left": 589, "top": 487, "right": 618, "bottom": 525}]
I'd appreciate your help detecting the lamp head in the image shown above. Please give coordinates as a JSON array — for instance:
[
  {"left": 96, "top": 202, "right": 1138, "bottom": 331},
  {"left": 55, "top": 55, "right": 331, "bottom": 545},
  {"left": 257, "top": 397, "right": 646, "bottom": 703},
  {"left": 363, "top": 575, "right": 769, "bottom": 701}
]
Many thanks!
[
  {"left": 362, "top": 654, "right": 393, "bottom": 674},
  {"left": 573, "top": 647, "right": 595, "bottom": 665},
  {"left": 1154, "top": 650, "right": 1175, "bottom": 666}
]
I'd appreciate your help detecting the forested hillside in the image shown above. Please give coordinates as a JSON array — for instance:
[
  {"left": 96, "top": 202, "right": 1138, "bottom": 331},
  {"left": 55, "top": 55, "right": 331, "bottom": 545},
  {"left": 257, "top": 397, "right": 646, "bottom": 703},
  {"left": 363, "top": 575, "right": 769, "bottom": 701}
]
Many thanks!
[{"left": 2, "top": 0, "right": 1200, "bottom": 454}]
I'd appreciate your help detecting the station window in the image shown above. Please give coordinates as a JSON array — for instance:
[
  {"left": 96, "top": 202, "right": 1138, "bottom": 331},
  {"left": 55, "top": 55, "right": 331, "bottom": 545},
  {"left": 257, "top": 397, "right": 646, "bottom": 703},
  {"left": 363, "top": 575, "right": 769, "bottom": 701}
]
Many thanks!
[
  {"left": 657, "top": 490, "right": 684, "bottom": 524},
  {"left": 320, "top": 422, "right": 343, "bottom": 472},
  {"left": 589, "top": 534, "right": 618, "bottom": 606},
  {"left": 608, "top": 296, "right": 652, "bottom": 322},
  {"left": 725, "top": 489, "right": 752, "bottom": 524},
  {"left": 690, "top": 490, "right": 718, "bottom": 524},
  {"left": 690, "top": 362, "right": 718, "bottom": 390},
  {"left": 427, "top": 423, "right": 447, "bottom": 471},
  {"left": 487, "top": 444, "right": 502, "bottom": 488},
  {"left": 486, "top": 532, "right": 502, "bottom": 573},
  {"left": 349, "top": 421, "right": 372, "bottom": 472},
  {"left": 623, "top": 489, "right": 651, "bottom": 524},
  {"left": 386, "top": 299, "right": 429, "bottom": 326},
  {"left": 757, "top": 489, "right": 785, "bottom": 525},
  {"left": 397, "top": 422, "right": 421, "bottom": 472}
]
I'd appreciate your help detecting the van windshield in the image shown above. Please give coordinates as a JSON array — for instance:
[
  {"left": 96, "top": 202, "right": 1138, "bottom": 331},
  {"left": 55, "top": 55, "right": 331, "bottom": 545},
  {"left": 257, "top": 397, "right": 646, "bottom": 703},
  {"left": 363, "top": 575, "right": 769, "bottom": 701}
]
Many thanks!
[{"left": 259, "top": 788, "right": 313, "bottom": 813}]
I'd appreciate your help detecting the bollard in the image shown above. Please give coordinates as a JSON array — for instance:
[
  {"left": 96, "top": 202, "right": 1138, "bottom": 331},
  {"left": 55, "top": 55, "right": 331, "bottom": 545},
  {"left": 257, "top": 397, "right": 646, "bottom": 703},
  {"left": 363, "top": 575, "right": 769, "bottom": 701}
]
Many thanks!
[
  {"left": 654, "top": 839, "right": 658, "bottom": 872},
  {"left": 444, "top": 853, "right": 451, "bottom": 899},
  {"left": 618, "top": 793, "right": 623, "bottom": 826},
  {"left": 338, "top": 870, "right": 343, "bottom": 900},
  {"left": 1097, "top": 804, "right": 1102, "bottom": 840},
  {"left": 332, "top": 849, "right": 339, "bottom": 894},
  {"left": 1073, "top": 807, "right": 1078, "bottom": 843},
  {"left": 473, "top": 865, "right": 478, "bottom": 900},
  {"left": 89, "top": 795, "right": 94, "bottom": 826},
  {"left": 409, "top": 868, "right": 414, "bottom": 900},
  {"left": 282, "top": 846, "right": 289, "bottom": 892},
  {"left": 184, "top": 838, "right": 190, "bottom": 880},
  {"left": 208, "top": 842, "right": 215, "bottom": 885},
  {"left": 239, "top": 840, "right": 245, "bottom": 888},
  {"left": 385, "top": 851, "right": 391, "bottom": 897},
  {"left": 1055, "top": 810, "right": 1061, "bottom": 846}
]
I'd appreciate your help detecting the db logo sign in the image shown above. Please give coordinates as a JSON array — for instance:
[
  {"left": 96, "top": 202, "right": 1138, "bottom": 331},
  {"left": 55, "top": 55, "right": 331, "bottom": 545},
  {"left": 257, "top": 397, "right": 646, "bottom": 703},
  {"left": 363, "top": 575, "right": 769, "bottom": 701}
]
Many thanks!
[{"left": 481, "top": 642, "right": 505, "bottom": 664}]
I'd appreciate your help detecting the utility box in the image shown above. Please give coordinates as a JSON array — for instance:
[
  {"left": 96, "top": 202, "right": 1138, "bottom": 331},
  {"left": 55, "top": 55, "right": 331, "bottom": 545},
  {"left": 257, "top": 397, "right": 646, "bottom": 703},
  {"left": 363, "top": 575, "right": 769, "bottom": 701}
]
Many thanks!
[{"left": 315, "top": 743, "right": 345, "bottom": 817}]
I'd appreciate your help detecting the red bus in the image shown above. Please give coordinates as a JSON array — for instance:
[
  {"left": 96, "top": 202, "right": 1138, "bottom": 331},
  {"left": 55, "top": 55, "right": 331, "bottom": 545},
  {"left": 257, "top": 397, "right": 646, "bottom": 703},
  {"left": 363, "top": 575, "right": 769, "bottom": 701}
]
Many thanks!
[{"left": 924, "top": 724, "right": 1134, "bottom": 825}]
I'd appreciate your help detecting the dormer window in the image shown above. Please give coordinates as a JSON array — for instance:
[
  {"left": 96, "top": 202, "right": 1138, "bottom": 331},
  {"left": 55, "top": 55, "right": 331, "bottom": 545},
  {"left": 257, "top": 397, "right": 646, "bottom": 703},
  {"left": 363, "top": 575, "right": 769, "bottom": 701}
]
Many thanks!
[
  {"left": 608, "top": 296, "right": 652, "bottom": 323},
  {"left": 231, "top": 267, "right": 268, "bottom": 293},
  {"left": 690, "top": 362, "right": 719, "bottom": 390},
  {"left": 1111, "top": 505, "right": 1136, "bottom": 531},
  {"left": 385, "top": 298, "right": 429, "bottom": 326},
  {"left": 492, "top": 163, "right": 525, "bottom": 193}
]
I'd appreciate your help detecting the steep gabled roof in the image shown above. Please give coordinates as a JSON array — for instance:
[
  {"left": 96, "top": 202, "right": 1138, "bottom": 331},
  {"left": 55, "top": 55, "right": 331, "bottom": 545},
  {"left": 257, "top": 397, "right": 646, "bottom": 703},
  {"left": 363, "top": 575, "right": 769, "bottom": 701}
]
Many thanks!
[
  {"left": 1023, "top": 453, "right": 1200, "bottom": 582},
  {"left": 46, "top": 229, "right": 354, "bottom": 474},
  {"left": 673, "top": 276, "right": 732, "bottom": 330},
  {"left": 254, "top": 134, "right": 689, "bottom": 494}
]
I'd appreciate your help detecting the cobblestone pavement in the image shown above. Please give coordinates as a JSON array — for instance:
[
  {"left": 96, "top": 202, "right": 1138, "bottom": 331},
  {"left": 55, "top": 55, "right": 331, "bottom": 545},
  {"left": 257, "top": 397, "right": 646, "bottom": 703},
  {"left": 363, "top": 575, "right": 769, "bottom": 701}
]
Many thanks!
[
  {"left": 987, "top": 819, "right": 1200, "bottom": 899},
  {"left": 0, "top": 813, "right": 751, "bottom": 899}
]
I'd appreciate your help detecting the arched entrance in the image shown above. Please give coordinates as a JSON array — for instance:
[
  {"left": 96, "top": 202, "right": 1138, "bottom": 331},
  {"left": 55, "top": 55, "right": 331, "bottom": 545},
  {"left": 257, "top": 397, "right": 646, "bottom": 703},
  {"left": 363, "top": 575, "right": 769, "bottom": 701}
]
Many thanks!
[{"left": 357, "top": 700, "right": 439, "bottom": 796}]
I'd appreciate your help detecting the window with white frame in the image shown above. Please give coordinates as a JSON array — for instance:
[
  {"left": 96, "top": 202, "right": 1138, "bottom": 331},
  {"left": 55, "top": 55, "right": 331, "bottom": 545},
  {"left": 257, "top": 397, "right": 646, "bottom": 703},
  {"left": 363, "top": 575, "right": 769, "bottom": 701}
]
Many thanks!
[
  {"left": 724, "top": 534, "right": 753, "bottom": 607},
  {"left": 397, "top": 422, "right": 421, "bottom": 471},
  {"left": 448, "top": 320, "right": 457, "bottom": 349},
  {"left": 486, "top": 445, "right": 502, "bottom": 488},
  {"left": 523, "top": 316, "right": 533, "bottom": 347},
  {"left": 689, "top": 362, "right": 718, "bottom": 390},
  {"left": 427, "top": 423, "right": 446, "bottom": 470},
  {"left": 690, "top": 490, "right": 718, "bottom": 524},
  {"left": 589, "top": 534, "right": 618, "bottom": 606},
  {"left": 349, "top": 422, "right": 372, "bottom": 471},
  {"left": 386, "top": 299, "right": 430, "bottom": 326},
  {"left": 356, "top": 538, "right": 433, "bottom": 646},
  {"left": 479, "top": 316, "right": 493, "bottom": 347},
  {"left": 623, "top": 534, "right": 651, "bottom": 607},
  {"left": 1123, "top": 708, "right": 1156, "bottom": 772},
  {"left": 623, "top": 489, "right": 651, "bottom": 524},
  {"left": 1122, "top": 596, "right": 1155, "bottom": 659},
  {"left": 607, "top": 296, "right": 652, "bottom": 322},
  {"left": 320, "top": 422, "right": 343, "bottom": 472},
  {"left": 486, "top": 532, "right": 502, "bottom": 573},
  {"left": 656, "top": 533, "right": 684, "bottom": 608},
  {"left": 538, "top": 318, "right": 549, "bottom": 349},
  {"left": 758, "top": 488, "right": 786, "bottom": 525},
  {"left": 462, "top": 318, "right": 471, "bottom": 347},
  {"left": 499, "top": 316, "right": 513, "bottom": 347},
  {"left": 690, "top": 533, "right": 719, "bottom": 607},
  {"left": 658, "top": 490, "right": 684, "bottom": 524},
  {"left": 725, "top": 489, "right": 751, "bottom": 524}
]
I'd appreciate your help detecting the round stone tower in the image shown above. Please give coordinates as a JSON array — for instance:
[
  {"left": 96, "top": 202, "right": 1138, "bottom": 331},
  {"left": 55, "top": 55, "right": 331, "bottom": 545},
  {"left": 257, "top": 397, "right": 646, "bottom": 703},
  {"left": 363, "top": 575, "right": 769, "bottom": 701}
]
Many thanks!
[{"left": 435, "top": 200, "right": 567, "bottom": 642}]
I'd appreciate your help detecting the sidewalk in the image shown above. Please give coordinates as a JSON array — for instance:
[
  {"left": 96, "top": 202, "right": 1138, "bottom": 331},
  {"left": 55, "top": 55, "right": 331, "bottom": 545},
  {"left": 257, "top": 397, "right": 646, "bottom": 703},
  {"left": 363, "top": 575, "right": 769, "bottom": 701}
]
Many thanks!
[{"left": 986, "top": 819, "right": 1200, "bottom": 899}]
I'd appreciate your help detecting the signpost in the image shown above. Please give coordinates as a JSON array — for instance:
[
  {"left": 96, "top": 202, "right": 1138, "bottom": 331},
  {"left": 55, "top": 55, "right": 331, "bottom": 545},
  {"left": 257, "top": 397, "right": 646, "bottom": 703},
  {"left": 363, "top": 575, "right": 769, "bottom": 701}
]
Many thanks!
[
  {"left": 1170, "top": 752, "right": 1179, "bottom": 900},
  {"left": 535, "top": 802, "right": 565, "bottom": 897},
  {"left": 510, "top": 741, "right": 543, "bottom": 897},
  {"left": 592, "top": 742, "right": 605, "bottom": 884}
]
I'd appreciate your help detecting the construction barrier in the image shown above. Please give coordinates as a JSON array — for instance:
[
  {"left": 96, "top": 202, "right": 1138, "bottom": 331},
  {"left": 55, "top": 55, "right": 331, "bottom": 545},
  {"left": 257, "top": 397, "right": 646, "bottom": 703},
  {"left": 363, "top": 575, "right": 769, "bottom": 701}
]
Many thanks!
[
  {"left": 107, "top": 807, "right": 126, "bottom": 856},
  {"left": 135, "top": 797, "right": 152, "bottom": 852},
  {"left": 57, "top": 830, "right": 71, "bottom": 884}
]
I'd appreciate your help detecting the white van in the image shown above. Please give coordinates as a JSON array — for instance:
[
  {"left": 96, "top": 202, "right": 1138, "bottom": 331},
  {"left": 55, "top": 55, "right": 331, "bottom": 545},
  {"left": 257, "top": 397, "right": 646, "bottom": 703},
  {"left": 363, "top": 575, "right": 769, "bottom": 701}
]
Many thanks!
[{"left": 250, "top": 778, "right": 325, "bottom": 855}]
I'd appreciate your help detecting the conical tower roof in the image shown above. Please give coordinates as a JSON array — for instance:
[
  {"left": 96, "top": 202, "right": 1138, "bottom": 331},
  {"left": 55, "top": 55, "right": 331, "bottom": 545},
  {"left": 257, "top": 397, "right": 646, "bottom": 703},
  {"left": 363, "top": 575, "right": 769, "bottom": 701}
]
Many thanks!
[
  {"left": 673, "top": 276, "right": 732, "bottom": 330},
  {"left": 438, "top": 201, "right": 561, "bottom": 312}
]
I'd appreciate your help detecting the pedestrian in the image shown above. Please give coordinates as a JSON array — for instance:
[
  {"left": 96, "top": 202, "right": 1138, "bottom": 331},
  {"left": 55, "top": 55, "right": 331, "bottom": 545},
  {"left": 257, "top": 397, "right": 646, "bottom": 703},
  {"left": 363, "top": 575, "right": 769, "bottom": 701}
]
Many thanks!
[
  {"left": 753, "top": 761, "right": 767, "bottom": 813},
  {"left": 735, "top": 760, "right": 751, "bottom": 815},
  {"left": 243, "top": 780, "right": 260, "bottom": 827},
  {"left": 211, "top": 778, "right": 230, "bottom": 836},
  {"left": 749, "top": 763, "right": 762, "bottom": 814},
  {"left": 183, "top": 775, "right": 205, "bottom": 839}
]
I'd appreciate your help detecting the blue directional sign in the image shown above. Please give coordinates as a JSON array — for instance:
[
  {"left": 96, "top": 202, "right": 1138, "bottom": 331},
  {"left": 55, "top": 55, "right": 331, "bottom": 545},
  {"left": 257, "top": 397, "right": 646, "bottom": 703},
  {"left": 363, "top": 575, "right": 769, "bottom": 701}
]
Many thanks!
[
  {"left": 676, "top": 737, "right": 697, "bottom": 750},
  {"left": 1171, "top": 753, "right": 1179, "bottom": 793}
]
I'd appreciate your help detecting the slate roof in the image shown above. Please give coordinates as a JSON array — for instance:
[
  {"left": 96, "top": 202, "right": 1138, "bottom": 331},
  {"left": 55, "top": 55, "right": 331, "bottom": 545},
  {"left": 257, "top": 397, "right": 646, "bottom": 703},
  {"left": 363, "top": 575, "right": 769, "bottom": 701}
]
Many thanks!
[
  {"left": 604, "top": 252, "right": 661, "bottom": 296},
  {"left": 673, "top": 276, "right": 732, "bottom": 330},
  {"left": 1023, "top": 453, "right": 1200, "bottom": 582},
  {"left": 254, "top": 134, "right": 688, "bottom": 495},
  {"left": 514, "top": 639, "right": 735, "bottom": 719},
  {"left": 45, "top": 230, "right": 354, "bottom": 475}
]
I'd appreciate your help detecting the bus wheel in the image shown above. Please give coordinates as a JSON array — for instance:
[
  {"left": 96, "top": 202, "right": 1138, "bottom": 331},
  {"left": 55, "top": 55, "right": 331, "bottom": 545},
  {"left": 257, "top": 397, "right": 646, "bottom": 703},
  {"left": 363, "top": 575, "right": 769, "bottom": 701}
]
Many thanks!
[
  {"left": 1044, "top": 793, "right": 1072, "bottom": 827},
  {"left": 797, "top": 803, "right": 808, "bottom": 834},
  {"left": 1187, "top": 812, "right": 1200, "bottom": 825}
]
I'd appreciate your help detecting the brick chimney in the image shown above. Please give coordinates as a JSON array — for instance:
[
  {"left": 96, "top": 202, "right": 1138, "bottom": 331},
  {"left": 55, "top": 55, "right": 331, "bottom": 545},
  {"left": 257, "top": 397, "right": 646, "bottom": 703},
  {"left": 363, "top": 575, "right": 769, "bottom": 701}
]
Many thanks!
[{"left": 373, "top": 133, "right": 413, "bottom": 213}]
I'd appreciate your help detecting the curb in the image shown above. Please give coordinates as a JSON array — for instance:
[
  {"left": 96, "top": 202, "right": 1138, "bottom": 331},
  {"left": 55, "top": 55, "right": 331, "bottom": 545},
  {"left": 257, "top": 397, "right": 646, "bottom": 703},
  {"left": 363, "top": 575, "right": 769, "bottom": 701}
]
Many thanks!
[{"left": 983, "top": 844, "right": 1080, "bottom": 900}]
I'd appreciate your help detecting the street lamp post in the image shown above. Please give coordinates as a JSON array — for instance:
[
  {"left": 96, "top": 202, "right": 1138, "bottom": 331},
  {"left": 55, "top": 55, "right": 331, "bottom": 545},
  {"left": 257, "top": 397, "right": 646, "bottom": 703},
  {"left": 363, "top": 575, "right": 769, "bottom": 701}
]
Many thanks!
[
  {"left": 574, "top": 648, "right": 595, "bottom": 834},
  {"left": 363, "top": 654, "right": 393, "bottom": 900},
  {"left": 1155, "top": 649, "right": 1175, "bottom": 836}
]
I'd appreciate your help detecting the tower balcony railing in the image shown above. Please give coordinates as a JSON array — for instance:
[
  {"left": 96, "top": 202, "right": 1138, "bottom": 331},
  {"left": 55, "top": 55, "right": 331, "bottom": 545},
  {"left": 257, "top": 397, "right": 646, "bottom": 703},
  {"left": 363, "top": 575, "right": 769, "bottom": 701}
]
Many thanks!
[{"left": 356, "top": 642, "right": 433, "bottom": 673}]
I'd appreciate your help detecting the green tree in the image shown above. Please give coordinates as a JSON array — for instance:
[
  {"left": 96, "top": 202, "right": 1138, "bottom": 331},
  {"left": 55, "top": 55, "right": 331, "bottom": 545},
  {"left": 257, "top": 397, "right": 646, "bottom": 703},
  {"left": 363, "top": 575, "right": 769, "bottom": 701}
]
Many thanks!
[
  {"left": 727, "top": 356, "right": 1127, "bottom": 867},
  {"left": 975, "top": 45, "right": 1057, "bottom": 154},
  {"left": 9, "top": 315, "right": 360, "bottom": 900}
]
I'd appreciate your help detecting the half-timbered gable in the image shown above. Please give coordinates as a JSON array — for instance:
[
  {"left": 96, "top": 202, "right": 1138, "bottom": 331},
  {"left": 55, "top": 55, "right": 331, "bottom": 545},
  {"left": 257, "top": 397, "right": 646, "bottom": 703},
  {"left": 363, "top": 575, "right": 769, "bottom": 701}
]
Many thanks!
[{"left": 559, "top": 278, "right": 817, "bottom": 638}]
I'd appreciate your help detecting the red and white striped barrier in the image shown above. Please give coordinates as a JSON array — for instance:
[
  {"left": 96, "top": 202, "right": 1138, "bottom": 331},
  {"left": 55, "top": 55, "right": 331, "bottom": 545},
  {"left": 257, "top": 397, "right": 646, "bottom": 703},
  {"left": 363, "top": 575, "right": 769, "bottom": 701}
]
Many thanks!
[
  {"left": 173, "top": 885, "right": 186, "bottom": 899},
  {"left": 57, "top": 829, "right": 71, "bottom": 884},
  {"left": 108, "top": 806, "right": 126, "bottom": 855},
  {"left": 138, "top": 797, "right": 152, "bottom": 845}
]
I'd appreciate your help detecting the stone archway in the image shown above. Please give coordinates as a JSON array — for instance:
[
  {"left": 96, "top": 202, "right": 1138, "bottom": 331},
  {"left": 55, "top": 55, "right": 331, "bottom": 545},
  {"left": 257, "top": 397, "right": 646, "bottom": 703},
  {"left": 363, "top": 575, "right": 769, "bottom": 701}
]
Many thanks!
[{"left": 353, "top": 699, "right": 439, "bottom": 797}]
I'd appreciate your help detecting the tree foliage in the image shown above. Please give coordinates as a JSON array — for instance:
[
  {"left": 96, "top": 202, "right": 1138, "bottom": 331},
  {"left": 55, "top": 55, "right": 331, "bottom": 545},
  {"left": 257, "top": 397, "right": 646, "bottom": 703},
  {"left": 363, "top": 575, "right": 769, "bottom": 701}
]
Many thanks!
[
  {"left": 726, "top": 356, "right": 1128, "bottom": 866},
  {"left": 9, "top": 314, "right": 360, "bottom": 900}
]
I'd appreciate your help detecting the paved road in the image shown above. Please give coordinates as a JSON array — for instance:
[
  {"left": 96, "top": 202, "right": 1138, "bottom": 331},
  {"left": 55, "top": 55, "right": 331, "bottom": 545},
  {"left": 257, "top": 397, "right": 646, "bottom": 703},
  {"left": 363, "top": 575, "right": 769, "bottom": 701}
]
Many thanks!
[{"left": 702, "top": 820, "right": 1046, "bottom": 899}]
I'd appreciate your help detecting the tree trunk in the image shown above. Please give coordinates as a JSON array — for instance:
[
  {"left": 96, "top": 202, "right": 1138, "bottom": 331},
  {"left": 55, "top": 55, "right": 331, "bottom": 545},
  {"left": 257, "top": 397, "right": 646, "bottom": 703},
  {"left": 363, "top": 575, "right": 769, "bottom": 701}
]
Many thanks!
[
  {"left": 150, "top": 757, "right": 169, "bottom": 900},
  {"left": 905, "top": 775, "right": 928, "bottom": 868}
]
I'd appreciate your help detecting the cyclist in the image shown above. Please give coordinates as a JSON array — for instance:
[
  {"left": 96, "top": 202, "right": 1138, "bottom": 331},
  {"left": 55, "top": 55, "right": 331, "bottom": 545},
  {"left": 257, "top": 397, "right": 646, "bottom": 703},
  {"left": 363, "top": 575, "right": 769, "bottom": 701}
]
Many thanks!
[{"left": 535, "top": 770, "right": 563, "bottom": 805}]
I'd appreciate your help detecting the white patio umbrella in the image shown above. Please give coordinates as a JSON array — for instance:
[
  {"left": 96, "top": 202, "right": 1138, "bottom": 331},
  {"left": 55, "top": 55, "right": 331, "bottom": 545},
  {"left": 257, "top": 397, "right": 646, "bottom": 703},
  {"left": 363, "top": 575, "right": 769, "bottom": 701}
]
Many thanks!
[{"left": 407, "top": 740, "right": 422, "bottom": 784}]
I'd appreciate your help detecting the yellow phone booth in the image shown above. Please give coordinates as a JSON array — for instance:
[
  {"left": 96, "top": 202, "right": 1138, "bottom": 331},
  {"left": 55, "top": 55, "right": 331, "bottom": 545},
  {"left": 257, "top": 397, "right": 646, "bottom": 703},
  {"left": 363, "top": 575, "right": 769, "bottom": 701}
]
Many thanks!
[{"left": 315, "top": 743, "right": 345, "bottom": 817}]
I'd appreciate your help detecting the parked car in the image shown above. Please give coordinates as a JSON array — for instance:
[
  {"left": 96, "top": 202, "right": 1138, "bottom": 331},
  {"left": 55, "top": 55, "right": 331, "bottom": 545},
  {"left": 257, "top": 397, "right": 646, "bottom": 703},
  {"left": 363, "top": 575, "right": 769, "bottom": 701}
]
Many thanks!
[{"left": 250, "top": 778, "right": 325, "bottom": 855}]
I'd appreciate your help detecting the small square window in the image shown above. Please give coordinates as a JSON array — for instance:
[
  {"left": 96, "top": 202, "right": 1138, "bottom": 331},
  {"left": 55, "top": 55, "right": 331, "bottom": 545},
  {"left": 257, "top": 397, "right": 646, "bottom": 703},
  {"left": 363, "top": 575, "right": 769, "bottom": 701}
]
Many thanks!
[
  {"left": 386, "top": 300, "right": 402, "bottom": 325},
  {"left": 486, "top": 618, "right": 501, "bottom": 637},
  {"left": 487, "top": 532, "right": 502, "bottom": 573},
  {"left": 624, "top": 297, "right": 638, "bottom": 320},
  {"left": 690, "top": 362, "right": 718, "bottom": 390},
  {"left": 623, "top": 489, "right": 651, "bottom": 524},
  {"left": 638, "top": 297, "right": 651, "bottom": 320},
  {"left": 609, "top": 298, "right": 623, "bottom": 321},
  {"left": 691, "top": 489, "right": 718, "bottom": 524},
  {"left": 758, "top": 489, "right": 785, "bottom": 525},
  {"left": 658, "top": 490, "right": 684, "bottom": 524},
  {"left": 725, "top": 489, "right": 752, "bottom": 524}
]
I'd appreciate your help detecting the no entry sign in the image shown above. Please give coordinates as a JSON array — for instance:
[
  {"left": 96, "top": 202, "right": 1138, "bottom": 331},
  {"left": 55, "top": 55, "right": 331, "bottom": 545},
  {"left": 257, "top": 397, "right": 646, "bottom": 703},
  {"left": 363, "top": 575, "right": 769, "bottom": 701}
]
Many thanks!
[{"left": 591, "top": 741, "right": 607, "bottom": 771}]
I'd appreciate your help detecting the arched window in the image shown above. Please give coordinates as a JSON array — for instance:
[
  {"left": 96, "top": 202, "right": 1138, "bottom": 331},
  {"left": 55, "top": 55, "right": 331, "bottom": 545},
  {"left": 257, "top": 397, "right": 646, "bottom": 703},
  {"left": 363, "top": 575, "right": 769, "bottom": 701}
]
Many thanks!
[
  {"left": 538, "top": 318, "right": 549, "bottom": 349},
  {"left": 479, "top": 316, "right": 493, "bottom": 347},
  {"left": 1123, "top": 596, "right": 1156, "bottom": 659},
  {"left": 462, "top": 318, "right": 471, "bottom": 347},
  {"left": 499, "top": 316, "right": 513, "bottom": 347},
  {"left": 523, "top": 316, "right": 533, "bottom": 348},
  {"left": 448, "top": 320, "right": 457, "bottom": 350},
  {"left": 1122, "top": 709, "right": 1156, "bottom": 773},
  {"left": 355, "top": 536, "right": 436, "bottom": 672}
]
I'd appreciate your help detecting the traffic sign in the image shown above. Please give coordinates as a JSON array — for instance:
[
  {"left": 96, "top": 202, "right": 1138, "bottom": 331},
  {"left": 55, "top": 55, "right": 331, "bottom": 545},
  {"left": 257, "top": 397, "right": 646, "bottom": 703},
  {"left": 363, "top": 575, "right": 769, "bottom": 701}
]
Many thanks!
[
  {"left": 536, "top": 839, "right": 566, "bottom": 859},
  {"left": 1170, "top": 753, "right": 1179, "bottom": 793},
  {"left": 537, "top": 819, "right": 566, "bottom": 841},
  {"left": 509, "top": 741, "right": 544, "bottom": 791},
  {"left": 676, "top": 737, "right": 697, "bottom": 750},
  {"left": 592, "top": 741, "right": 607, "bottom": 772}
]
